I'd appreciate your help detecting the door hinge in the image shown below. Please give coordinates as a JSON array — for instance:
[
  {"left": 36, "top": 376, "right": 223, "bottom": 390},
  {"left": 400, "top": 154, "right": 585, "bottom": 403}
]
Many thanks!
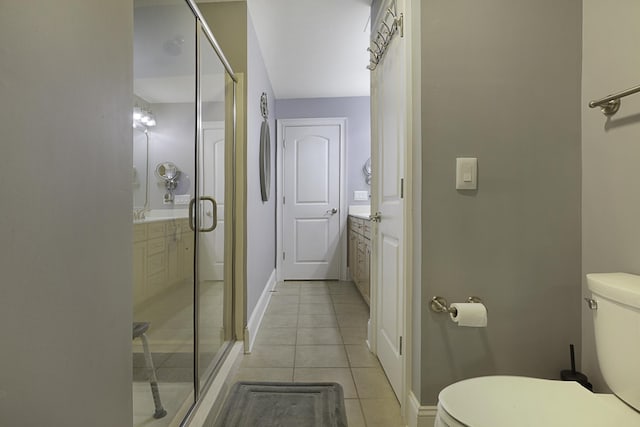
[
  {"left": 400, "top": 178, "right": 404, "bottom": 199},
  {"left": 399, "top": 336, "right": 403, "bottom": 356},
  {"left": 283, "top": 139, "right": 286, "bottom": 150},
  {"left": 283, "top": 196, "right": 285, "bottom": 205},
  {"left": 283, "top": 252, "right": 286, "bottom": 260}
]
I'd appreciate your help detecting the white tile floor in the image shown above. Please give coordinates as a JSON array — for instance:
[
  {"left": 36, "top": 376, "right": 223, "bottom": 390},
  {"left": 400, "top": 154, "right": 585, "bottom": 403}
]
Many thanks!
[
  {"left": 231, "top": 280, "right": 403, "bottom": 427},
  {"left": 132, "top": 382, "right": 192, "bottom": 427}
]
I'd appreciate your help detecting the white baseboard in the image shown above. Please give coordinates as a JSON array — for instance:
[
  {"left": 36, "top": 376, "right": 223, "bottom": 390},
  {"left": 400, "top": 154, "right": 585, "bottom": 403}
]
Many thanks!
[
  {"left": 244, "top": 269, "right": 277, "bottom": 353},
  {"left": 407, "top": 391, "right": 437, "bottom": 427}
]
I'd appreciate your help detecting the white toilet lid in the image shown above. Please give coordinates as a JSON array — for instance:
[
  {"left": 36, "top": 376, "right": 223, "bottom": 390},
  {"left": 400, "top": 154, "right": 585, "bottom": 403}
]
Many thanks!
[{"left": 438, "top": 376, "right": 640, "bottom": 427}]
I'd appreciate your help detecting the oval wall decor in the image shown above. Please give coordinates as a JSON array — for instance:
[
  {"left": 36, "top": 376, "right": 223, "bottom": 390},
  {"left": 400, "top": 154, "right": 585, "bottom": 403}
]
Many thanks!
[{"left": 259, "top": 93, "right": 270, "bottom": 202}]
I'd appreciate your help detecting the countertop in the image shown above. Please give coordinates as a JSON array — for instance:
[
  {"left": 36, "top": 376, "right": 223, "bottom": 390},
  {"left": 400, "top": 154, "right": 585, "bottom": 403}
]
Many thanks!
[{"left": 348, "top": 205, "right": 370, "bottom": 220}]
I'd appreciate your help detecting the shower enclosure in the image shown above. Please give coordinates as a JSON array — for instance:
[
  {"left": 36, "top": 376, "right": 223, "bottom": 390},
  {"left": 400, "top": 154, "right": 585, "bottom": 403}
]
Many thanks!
[{"left": 132, "top": 1, "right": 237, "bottom": 425}]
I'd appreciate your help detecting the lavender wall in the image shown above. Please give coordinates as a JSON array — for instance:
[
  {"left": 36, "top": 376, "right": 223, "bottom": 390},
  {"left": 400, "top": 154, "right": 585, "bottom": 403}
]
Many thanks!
[
  {"left": 246, "top": 12, "right": 277, "bottom": 316},
  {"left": 420, "top": 0, "right": 582, "bottom": 404},
  {"left": 276, "top": 97, "right": 371, "bottom": 206},
  {"left": 581, "top": 1, "right": 640, "bottom": 393},
  {"left": 147, "top": 102, "right": 196, "bottom": 209}
]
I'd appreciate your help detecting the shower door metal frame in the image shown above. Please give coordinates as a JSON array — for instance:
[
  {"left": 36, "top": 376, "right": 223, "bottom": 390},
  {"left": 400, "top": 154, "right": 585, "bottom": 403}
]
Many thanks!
[{"left": 183, "top": 0, "right": 239, "bottom": 421}]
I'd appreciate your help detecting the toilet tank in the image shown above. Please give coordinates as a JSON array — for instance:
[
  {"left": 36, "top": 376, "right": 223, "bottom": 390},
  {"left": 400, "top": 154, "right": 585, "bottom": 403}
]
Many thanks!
[{"left": 586, "top": 273, "right": 640, "bottom": 411}]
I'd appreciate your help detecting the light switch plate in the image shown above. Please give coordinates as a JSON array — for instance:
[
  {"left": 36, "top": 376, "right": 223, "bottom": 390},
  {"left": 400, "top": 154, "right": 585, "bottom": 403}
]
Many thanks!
[
  {"left": 456, "top": 157, "right": 477, "bottom": 190},
  {"left": 354, "top": 190, "right": 369, "bottom": 201},
  {"left": 174, "top": 194, "right": 191, "bottom": 205}
]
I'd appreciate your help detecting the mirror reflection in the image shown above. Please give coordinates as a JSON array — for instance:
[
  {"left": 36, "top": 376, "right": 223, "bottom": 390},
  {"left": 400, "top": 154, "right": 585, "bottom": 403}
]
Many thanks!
[
  {"left": 155, "top": 161, "right": 181, "bottom": 203},
  {"left": 132, "top": 0, "right": 196, "bottom": 425},
  {"left": 133, "top": 127, "right": 149, "bottom": 214}
]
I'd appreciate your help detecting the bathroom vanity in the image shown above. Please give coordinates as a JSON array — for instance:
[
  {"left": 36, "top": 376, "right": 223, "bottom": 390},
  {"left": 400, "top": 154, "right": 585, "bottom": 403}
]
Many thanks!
[
  {"left": 348, "top": 215, "right": 371, "bottom": 306},
  {"left": 133, "top": 217, "right": 193, "bottom": 308}
]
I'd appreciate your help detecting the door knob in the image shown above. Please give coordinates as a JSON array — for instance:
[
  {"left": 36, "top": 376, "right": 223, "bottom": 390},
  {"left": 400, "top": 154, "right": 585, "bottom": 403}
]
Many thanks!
[
  {"left": 326, "top": 208, "right": 338, "bottom": 215},
  {"left": 370, "top": 211, "right": 382, "bottom": 222}
]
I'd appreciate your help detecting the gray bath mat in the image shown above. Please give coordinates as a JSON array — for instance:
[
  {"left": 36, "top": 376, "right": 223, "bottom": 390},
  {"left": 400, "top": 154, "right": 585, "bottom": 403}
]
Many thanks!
[{"left": 214, "top": 382, "right": 347, "bottom": 427}]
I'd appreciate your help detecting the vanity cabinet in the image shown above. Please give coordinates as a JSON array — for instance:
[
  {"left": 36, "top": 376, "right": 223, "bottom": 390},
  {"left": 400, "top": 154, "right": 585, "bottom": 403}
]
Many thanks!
[
  {"left": 133, "top": 218, "right": 193, "bottom": 308},
  {"left": 348, "top": 216, "right": 371, "bottom": 306}
]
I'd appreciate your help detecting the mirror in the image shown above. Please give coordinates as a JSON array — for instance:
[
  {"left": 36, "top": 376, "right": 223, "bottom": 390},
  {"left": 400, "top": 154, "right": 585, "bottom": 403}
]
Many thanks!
[
  {"left": 363, "top": 157, "right": 372, "bottom": 185},
  {"left": 155, "top": 161, "right": 181, "bottom": 202},
  {"left": 133, "top": 128, "right": 149, "bottom": 210},
  {"left": 259, "top": 92, "right": 270, "bottom": 202},
  {"left": 259, "top": 121, "right": 271, "bottom": 201},
  {"left": 156, "top": 161, "right": 180, "bottom": 181}
]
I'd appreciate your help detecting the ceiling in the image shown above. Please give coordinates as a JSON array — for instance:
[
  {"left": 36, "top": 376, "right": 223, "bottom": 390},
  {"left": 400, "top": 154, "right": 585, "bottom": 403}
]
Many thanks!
[
  {"left": 134, "top": 1, "right": 226, "bottom": 103},
  {"left": 134, "top": 0, "right": 372, "bottom": 102},
  {"left": 247, "top": 0, "right": 372, "bottom": 99}
]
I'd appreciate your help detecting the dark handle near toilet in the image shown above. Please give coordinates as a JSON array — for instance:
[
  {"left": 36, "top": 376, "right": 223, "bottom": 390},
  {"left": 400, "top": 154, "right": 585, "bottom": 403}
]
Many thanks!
[{"left": 189, "top": 197, "right": 218, "bottom": 232}]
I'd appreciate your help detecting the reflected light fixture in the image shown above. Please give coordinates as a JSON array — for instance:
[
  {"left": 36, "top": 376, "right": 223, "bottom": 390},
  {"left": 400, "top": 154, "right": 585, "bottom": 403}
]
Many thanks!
[{"left": 133, "top": 105, "right": 156, "bottom": 129}]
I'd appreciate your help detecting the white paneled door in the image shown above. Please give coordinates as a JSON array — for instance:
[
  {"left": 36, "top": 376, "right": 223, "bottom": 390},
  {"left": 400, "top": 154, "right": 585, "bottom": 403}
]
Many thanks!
[
  {"left": 281, "top": 120, "right": 344, "bottom": 280},
  {"left": 372, "top": 0, "right": 406, "bottom": 402},
  {"left": 200, "top": 121, "right": 225, "bottom": 281}
]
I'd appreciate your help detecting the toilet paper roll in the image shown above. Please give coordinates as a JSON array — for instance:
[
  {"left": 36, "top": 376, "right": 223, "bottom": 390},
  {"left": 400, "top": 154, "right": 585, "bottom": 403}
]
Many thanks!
[{"left": 449, "top": 303, "right": 487, "bottom": 327}]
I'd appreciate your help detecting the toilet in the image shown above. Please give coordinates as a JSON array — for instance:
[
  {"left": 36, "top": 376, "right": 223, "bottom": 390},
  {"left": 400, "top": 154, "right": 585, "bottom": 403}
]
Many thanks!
[{"left": 434, "top": 273, "right": 640, "bottom": 427}]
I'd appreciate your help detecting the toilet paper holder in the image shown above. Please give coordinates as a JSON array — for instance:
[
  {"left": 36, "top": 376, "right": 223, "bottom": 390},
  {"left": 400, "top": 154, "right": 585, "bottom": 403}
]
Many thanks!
[{"left": 430, "top": 296, "right": 483, "bottom": 315}]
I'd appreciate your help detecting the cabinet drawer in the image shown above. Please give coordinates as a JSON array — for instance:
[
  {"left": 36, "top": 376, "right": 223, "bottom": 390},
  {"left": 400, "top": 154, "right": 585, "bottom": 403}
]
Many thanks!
[
  {"left": 147, "top": 251, "right": 166, "bottom": 276},
  {"left": 363, "top": 221, "right": 371, "bottom": 239},
  {"left": 133, "top": 224, "right": 147, "bottom": 243},
  {"left": 147, "top": 222, "right": 166, "bottom": 239},
  {"left": 147, "top": 237, "right": 166, "bottom": 255},
  {"left": 147, "top": 271, "right": 167, "bottom": 288},
  {"left": 350, "top": 216, "right": 363, "bottom": 233}
]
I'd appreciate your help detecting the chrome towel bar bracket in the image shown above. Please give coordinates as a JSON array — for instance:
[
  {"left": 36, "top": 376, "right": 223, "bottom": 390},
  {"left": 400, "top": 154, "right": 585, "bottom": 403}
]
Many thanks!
[{"left": 589, "top": 84, "right": 640, "bottom": 116}]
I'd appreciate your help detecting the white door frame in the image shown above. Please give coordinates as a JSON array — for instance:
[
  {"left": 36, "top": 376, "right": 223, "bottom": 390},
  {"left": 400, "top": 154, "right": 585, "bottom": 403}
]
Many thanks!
[
  {"left": 200, "top": 121, "right": 225, "bottom": 281},
  {"left": 276, "top": 118, "right": 348, "bottom": 282}
]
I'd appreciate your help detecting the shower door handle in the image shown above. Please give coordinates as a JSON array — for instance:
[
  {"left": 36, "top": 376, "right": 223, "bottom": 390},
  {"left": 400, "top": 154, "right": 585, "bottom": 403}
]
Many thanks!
[{"left": 189, "top": 197, "right": 218, "bottom": 232}]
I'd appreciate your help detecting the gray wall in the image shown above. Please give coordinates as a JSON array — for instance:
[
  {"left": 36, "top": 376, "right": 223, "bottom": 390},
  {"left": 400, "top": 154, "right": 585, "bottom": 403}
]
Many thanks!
[
  {"left": 0, "top": 0, "right": 133, "bottom": 425},
  {"left": 420, "top": 0, "right": 582, "bottom": 404},
  {"left": 581, "top": 0, "right": 640, "bottom": 393},
  {"left": 246, "top": 11, "right": 277, "bottom": 316},
  {"left": 276, "top": 97, "right": 372, "bottom": 206}
]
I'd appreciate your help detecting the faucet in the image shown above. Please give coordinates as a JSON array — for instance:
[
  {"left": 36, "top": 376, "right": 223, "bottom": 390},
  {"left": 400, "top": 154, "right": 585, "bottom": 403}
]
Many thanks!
[{"left": 133, "top": 207, "right": 149, "bottom": 221}]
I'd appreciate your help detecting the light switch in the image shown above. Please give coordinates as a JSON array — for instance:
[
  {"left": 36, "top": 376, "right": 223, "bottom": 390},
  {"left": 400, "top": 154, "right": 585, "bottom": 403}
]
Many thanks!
[
  {"left": 456, "top": 157, "right": 477, "bottom": 190},
  {"left": 174, "top": 194, "right": 191, "bottom": 205},
  {"left": 354, "top": 190, "right": 369, "bottom": 201}
]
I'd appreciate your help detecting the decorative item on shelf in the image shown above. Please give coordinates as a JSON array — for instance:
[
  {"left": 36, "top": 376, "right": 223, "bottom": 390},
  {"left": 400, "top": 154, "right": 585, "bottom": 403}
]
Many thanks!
[
  {"left": 259, "top": 92, "right": 271, "bottom": 202},
  {"left": 366, "top": 1, "right": 403, "bottom": 71},
  {"left": 155, "top": 162, "right": 181, "bottom": 203},
  {"left": 133, "top": 105, "right": 157, "bottom": 129},
  {"left": 362, "top": 157, "right": 372, "bottom": 185}
]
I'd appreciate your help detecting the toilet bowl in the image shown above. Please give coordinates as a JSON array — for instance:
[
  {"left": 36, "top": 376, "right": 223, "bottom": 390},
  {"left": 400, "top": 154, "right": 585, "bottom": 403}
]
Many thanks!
[
  {"left": 435, "top": 273, "right": 640, "bottom": 427},
  {"left": 435, "top": 376, "right": 639, "bottom": 427}
]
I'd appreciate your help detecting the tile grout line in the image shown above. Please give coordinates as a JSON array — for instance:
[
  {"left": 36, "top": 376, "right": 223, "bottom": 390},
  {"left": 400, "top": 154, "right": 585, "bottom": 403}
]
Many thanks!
[
  {"left": 333, "top": 283, "right": 369, "bottom": 427},
  {"left": 292, "top": 288, "right": 300, "bottom": 381}
]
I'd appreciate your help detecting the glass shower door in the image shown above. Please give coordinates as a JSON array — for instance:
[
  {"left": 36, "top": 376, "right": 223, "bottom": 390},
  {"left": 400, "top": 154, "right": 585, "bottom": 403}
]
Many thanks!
[
  {"left": 133, "top": 1, "right": 237, "bottom": 424},
  {"left": 132, "top": 0, "right": 196, "bottom": 424},
  {"left": 194, "top": 22, "right": 234, "bottom": 392}
]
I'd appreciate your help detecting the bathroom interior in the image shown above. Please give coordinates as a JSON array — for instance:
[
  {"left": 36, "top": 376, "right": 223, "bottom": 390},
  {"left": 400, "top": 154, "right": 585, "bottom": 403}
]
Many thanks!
[
  {"left": 128, "top": 0, "right": 640, "bottom": 425},
  {"left": 3, "top": 0, "right": 640, "bottom": 426}
]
